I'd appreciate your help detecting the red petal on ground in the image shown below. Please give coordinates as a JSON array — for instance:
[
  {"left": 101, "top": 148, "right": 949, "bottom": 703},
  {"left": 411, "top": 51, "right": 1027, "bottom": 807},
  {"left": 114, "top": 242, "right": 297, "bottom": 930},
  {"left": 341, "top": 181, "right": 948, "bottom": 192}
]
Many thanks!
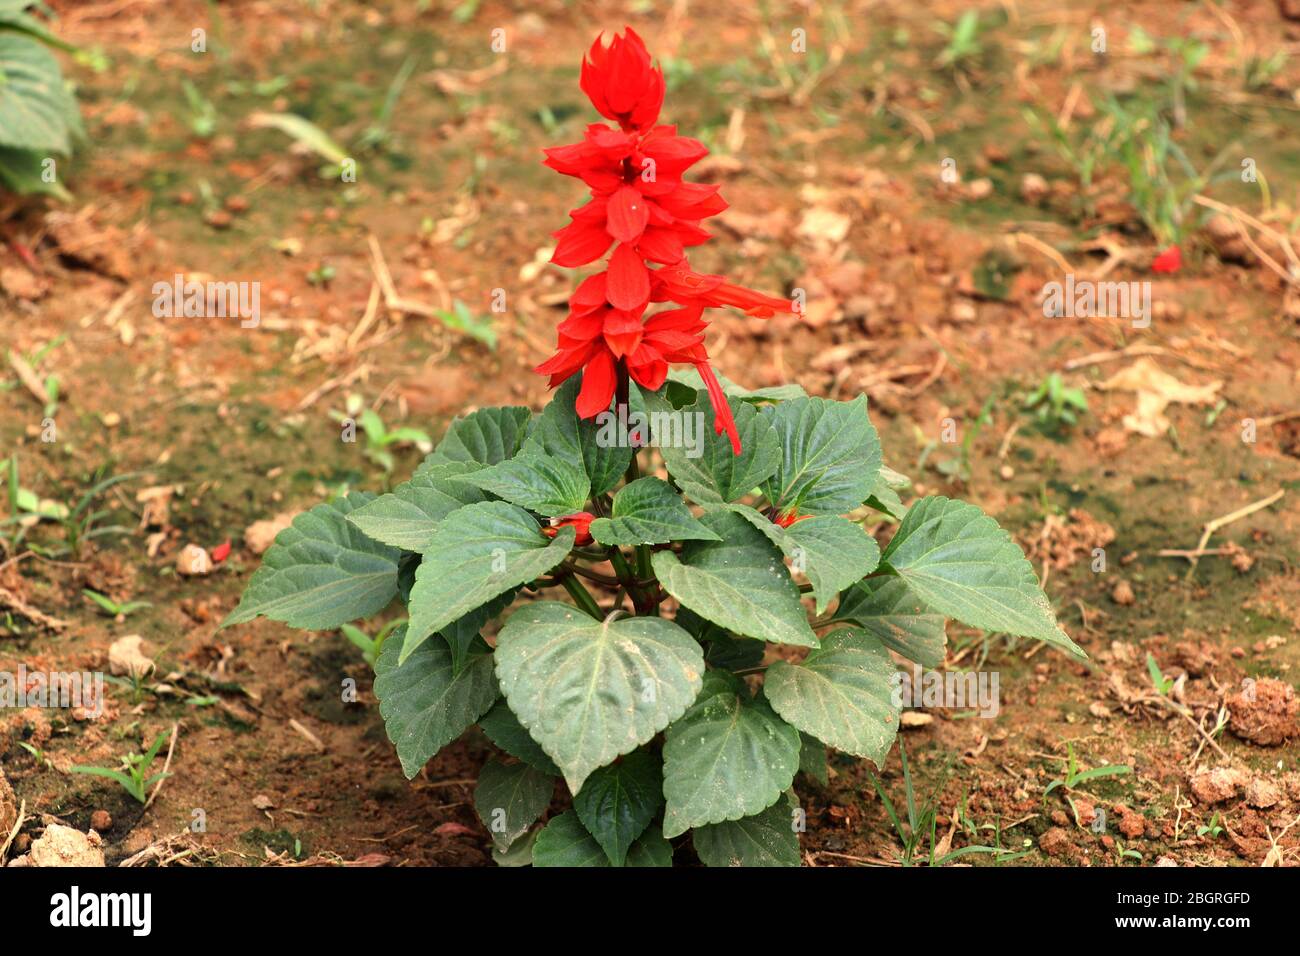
[
  {"left": 1151, "top": 245, "right": 1182, "bottom": 273},
  {"left": 211, "top": 539, "right": 232, "bottom": 562}
]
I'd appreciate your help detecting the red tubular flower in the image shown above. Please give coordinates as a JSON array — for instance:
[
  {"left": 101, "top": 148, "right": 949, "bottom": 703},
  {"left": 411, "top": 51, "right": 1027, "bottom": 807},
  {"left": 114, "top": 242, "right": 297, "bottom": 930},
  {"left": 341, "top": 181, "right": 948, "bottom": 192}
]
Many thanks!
[
  {"left": 537, "top": 28, "right": 797, "bottom": 453},
  {"left": 543, "top": 512, "right": 596, "bottom": 546},
  {"left": 773, "top": 508, "right": 809, "bottom": 529}
]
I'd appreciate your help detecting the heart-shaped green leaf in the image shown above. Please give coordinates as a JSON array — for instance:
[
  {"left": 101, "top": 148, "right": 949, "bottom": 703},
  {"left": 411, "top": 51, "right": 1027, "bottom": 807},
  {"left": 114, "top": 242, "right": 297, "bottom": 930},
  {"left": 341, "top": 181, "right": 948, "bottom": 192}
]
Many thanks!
[
  {"left": 421, "top": 405, "right": 531, "bottom": 470},
  {"left": 590, "top": 476, "right": 720, "bottom": 546},
  {"left": 478, "top": 700, "right": 561, "bottom": 776},
  {"left": 662, "top": 671, "right": 801, "bottom": 837},
  {"left": 764, "top": 627, "right": 899, "bottom": 765},
  {"left": 222, "top": 493, "right": 400, "bottom": 630},
  {"left": 653, "top": 509, "right": 817, "bottom": 648},
  {"left": 833, "top": 576, "right": 947, "bottom": 666},
  {"left": 346, "top": 461, "right": 486, "bottom": 552},
  {"left": 473, "top": 758, "right": 555, "bottom": 851},
  {"left": 532, "top": 810, "right": 671, "bottom": 867},
  {"left": 573, "top": 749, "right": 664, "bottom": 865},
  {"left": 692, "top": 794, "right": 801, "bottom": 867},
  {"left": 724, "top": 504, "right": 880, "bottom": 614},
  {"left": 454, "top": 438, "right": 590, "bottom": 518},
  {"left": 533, "top": 374, "right": 631, "bottom": 497},
  {"left": 650, "top": 390, "right": 779, "bottom": 505},
  {"left": 402, "top": 502, "right": 573, "bottom": 662},
  {"left": 373, "top": 627, "right": 499, "bottom": 778},
  {"left": 495, "top": 602, "right": 704, "bottom": 793},
  {"left": 880, "top": 496, "right": 1084, "bottom": 658},
  {"left": 762, "top": 395, "right": 882, "bottom": 516}
]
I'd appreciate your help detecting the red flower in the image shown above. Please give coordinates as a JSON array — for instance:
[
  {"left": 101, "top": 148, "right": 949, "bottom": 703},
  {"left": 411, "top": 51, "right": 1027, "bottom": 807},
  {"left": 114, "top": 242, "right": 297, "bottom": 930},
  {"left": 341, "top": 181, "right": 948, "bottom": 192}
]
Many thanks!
[
  {"left": 1151, "top": 245, "right": 1182, "bottom": 274},
  {"left": 772, "top": 508, "right": 809, "bottom": 529},
  {"left": 543, "top": 512, "right": 596, "bottom": 545},
  {"left": 537, "top": 28, "right": 796, "bottom": 454}
]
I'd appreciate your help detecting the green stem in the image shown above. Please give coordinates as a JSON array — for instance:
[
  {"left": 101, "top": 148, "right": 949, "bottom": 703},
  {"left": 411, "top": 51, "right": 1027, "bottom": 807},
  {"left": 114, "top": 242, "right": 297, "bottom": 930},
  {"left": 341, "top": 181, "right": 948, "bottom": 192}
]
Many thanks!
[{"left": 561, "top": 574, "right": 604, "bottom": 620}]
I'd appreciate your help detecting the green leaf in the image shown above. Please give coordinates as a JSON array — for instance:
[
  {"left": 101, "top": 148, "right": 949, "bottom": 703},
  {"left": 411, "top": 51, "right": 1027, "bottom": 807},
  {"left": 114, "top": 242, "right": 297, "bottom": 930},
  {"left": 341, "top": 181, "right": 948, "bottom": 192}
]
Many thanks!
[
  {"left": 590, "top": 476, "right": 720, "bottom": 546},
  {"left": 0, "top": 144, "right": 69, "bottom": 199},
  {"left": 833, "top": 577, "right": 947, "bottom": 666},
  {"left": 724, "top": 504, "right": 880, "bottom": 614},
  {"left": 625, "top": 828, "right": 674, "bottom": 866},
  {"left": 762, "top": 395, "right": 882, "bottom": 516},
  {"left": 223, "top": 493, "right": 400, "bottom": 630},
  {"left": 345, "top": 462, "right": 486, "bottom": 551},
  {"left": 454, "top": 438, "right": 589, "bottom": 517},
  {"left": 662, "top": 671, "right": 801, "bottom": 838},
  {"left": 473, "top": 758, "right": 555, "bottom": 851},
  {"left": 531, "top": 809, "right": 671, "bottom": 867},
  {"left": 533, "top": 374, "right": 630, "bottom": 496},
  {"left": 799, "top": 734, "right": 829, "bottom": 785},
  {"left": 0, "top": 34, "right": 77, "bottom": 154},
  {"left": 439, "top": 588, "right": 519, "bottom": 675},
  {"left": 491, "top": 827, "right": 539, "bottom": 866},
  {"left": 864, "top": 465, "right": 910, "bottom": 519},
  {"left": 880, "top": 496, "right": 1084, "bottom": 658},
  {"left": 532, "top": 810, "right": 609, "bottom": 867},
  {"left": 692, "top": 795, "right": 801, "bottom": 867},
  {"left": 665, "top": 367, "right": 806, "bottom": 405},
  {"left": 573, "top": 750, "right": 664, "bottom": 866},
  {"left": 649, "top": 390, "right": 779, "bottom": 505},
  {"left": 421, "top": 405, "right": 531, "bottom": 470},
  {"left": 495, "top": 602, "right": 705, "bottom": 793},
  {"left": 373, "top": 626, "right": 499, "bottom": 778},
  {"left": 479, "top": 700, "right": 561, "bottom": 776},
  {"left": 653, "top": 509, "right": 817, "bottom": 648},
  {"left": 764, "top": 627, "right": 900, "bottom": 765},
  {"left": 402, "top": 502, "right": 573, "bottom": 662}
]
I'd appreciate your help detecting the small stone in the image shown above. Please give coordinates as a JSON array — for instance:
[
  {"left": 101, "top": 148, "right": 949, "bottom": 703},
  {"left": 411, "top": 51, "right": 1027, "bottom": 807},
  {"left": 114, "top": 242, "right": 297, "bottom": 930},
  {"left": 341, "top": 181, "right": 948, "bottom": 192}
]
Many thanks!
[
  {"left": 1111, "top": 580, "right": 1135, "bottom": 606},
  {"left": 108, "top": 634, "right": 155, "bottom": 679},
  {"left": 90, "top": 810, "right": 113, "bottom": 831},
  {"left": 252, "top": 794, "right": 275, "bottom": 811},
  {"left": 1155, "top": 855, "right": 1178, "bottom": 867},
  {"left": 900, "top": 711, "right": 933, "bottom": 728},
  {"left": 1088, "top": 702, "right": 1112, "bottom": 719},
  {"left": 244, "top": 512, "right": 296, "bottom": 555},
  {"left": 1020, "top": 172, "right": 1049, "bottom": 204},
  {"left": 1228, "top": 678, "right": 1299, "bottom": 746},
  {"left": 999, "top": 464, "right": 1015, "bottom": 480},
  {"left": 27, "top": 824, "right": 105, "bottom": 867},
  {"left": 176, "top": 543, "right": 213, "bottom": 576},
  {"left": 1039, "top": 827, "right": 1072, "bottom": 858},
  {"left": 1117, "top": 807, "right": 1145, "bottom": 838},
  {"left": 1189, "top": 767, "right": 1249, "bottom": 804},
  {"left": 1245, "top": 778, "right": 1281, "bottom": 809},
  {"left": 966, "top": 178, "right": 993, "bottom": 200}
]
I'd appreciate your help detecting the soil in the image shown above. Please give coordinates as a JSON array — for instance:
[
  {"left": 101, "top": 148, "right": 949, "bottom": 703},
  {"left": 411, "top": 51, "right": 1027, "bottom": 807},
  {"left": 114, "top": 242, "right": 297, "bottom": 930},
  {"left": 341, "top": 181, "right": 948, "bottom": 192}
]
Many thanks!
[{"left": 1, "top": 0, "right": 1299, "bottom": 867}]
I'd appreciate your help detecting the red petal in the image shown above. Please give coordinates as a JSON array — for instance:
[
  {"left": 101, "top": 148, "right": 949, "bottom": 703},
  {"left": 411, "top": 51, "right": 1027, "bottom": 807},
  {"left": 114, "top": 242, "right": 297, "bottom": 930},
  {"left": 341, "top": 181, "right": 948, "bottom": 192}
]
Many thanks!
[
  {"left": 211, "top": 539, "right": 232, "bottom": 562},
  {"left": 602, "top": 309, "right": 644, "bottom": 357},
  {"left": 552, "top": 219, "right": 613, "bottom": 267},
  {"left": 575, "top": 349, "right": 618, "bottom": 418},
  {"left": 570, "top": 272, "right": 608, "bottom": 314},
  {"left": 696, "top": 362, "right": 741, "bottom": 455},
  {"left": 637, "top": 226, "right": 685, "bottom": 265},
  {"left": 606, "top": 243, "right": 651, "bottom": 310},
  {"left": 606, "top": 186, "right": 650, "bottom": 244},
  {"left": 1151, "top": 245, "right": 1182, "bottom": 273}
]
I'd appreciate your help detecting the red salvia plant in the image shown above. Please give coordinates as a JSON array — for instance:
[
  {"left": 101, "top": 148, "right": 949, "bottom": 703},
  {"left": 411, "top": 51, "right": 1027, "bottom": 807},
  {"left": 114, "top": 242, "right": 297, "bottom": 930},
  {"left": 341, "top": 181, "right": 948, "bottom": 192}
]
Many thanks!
[{"left": 536, "top": 27, "right": 795, "bottom": 456}]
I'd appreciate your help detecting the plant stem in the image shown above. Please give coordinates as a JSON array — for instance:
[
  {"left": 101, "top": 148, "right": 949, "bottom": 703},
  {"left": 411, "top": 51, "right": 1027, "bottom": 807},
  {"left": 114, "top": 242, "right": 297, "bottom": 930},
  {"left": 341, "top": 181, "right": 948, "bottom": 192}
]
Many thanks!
[{"left": 561, "top": 574, "right": 604, "bottom": 620}]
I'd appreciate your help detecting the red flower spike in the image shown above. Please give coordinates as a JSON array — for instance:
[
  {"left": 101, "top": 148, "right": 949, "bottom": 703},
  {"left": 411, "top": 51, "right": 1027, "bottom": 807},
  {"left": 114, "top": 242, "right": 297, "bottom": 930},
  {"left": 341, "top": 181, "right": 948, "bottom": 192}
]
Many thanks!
[
  {"left": 537, "top": 28, "right": 799, "bottom": 455},
  {"left": 1151, "top": 245, "right": 1182, "bottom": 274},
  {"left": 543, "top": 512, "right": 596, "bottom": 546}
]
